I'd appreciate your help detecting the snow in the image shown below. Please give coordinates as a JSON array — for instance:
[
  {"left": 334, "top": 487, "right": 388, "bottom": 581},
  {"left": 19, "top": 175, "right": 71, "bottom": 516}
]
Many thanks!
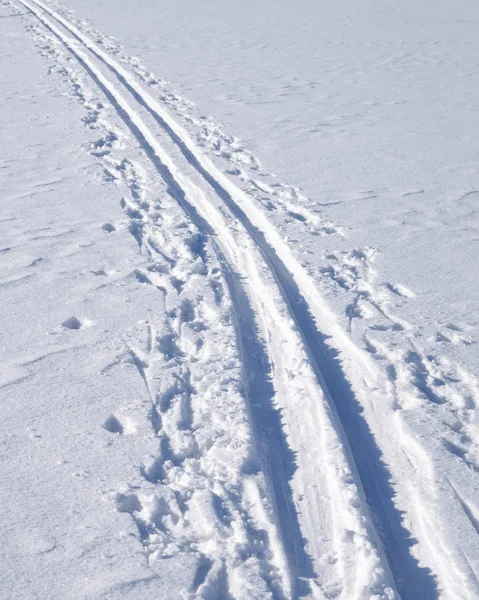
[{"left": 1, "top": 0, "right": 479, "bottom": 598}]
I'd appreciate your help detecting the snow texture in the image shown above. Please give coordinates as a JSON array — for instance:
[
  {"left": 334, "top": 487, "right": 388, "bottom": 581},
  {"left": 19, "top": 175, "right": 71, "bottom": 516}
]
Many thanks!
[{"left": 1, "top": 0, "right": 479, "bottom": 598}]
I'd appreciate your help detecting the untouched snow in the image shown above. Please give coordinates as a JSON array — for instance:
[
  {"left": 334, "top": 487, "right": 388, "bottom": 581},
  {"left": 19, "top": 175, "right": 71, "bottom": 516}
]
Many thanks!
[{"left": 1, "top": 0, "right": 479, "bottom": 598}]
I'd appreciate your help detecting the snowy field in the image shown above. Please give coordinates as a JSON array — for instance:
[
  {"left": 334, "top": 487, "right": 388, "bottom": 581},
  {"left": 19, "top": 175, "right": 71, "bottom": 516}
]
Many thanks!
[{"left": 1, "top": 0, "right": 479, "bottom": 598}]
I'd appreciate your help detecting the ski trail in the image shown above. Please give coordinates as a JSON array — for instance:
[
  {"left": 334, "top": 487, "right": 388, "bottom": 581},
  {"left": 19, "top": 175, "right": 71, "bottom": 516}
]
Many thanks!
[
  {"left": 15, "top": 1, "right": 397, "bottom": 596},
  {"left": 16, "top": 4, "right": 418, "bottom": 596},
  {"left": 15, "top": 0, "right": 463, "bottom": 597}
]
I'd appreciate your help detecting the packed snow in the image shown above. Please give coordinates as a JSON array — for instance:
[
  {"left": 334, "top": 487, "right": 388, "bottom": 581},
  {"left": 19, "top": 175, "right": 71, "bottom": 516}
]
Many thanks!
[{"left": 1, "top": 0, "right": 479, "bottom": 598}]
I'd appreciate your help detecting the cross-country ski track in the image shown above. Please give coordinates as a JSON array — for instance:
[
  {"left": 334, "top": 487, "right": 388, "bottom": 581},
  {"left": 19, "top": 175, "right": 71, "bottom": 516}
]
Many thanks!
[{"left": 7, "top": 0, "right": 479, "bottom": 598}]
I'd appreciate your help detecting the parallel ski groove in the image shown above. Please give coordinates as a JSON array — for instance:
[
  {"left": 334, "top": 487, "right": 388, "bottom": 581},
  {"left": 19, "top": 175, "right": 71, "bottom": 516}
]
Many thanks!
[
  {"left": 15, "top": 0, "right": 435, "bottom": 597},
  {"left": 24, "top": 7, "right": 416, "bottom": 596}
]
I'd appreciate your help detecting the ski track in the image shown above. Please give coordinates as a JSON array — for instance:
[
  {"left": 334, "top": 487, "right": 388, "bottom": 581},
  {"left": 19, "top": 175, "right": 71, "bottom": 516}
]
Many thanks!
[
  {"left": 10, "top": 0, "right": 479, "bottom": 598},
  {"left": 12, "top": 1, "right": 393, "bottom": 595}
]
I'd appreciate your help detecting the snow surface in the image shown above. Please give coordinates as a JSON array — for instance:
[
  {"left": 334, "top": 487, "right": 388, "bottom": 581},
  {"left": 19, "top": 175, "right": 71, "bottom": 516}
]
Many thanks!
[{"left": 1, "top": 0, "right": 479, "bottom": 598}]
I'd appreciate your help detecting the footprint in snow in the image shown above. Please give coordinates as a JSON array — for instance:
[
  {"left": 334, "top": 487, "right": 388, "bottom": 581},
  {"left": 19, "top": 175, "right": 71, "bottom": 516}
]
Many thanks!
[
  {"left": 62, "top": 316, "right": 83, "bottom": 330},
  {"left": 103, "top": 414, "right": 124, "bottom": 435},
  {"left": 103, "top": 414, "right": 137, "bottom": 435}
]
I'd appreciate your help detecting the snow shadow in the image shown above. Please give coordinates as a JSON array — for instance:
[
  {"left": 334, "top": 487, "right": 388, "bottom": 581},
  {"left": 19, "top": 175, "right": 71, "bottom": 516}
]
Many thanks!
[
  {"left": 222, "top": 253, "right": 316, "bottom": 599},
  {"left": 274, "top": 260, "right": 439, "bottom": 600}
]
